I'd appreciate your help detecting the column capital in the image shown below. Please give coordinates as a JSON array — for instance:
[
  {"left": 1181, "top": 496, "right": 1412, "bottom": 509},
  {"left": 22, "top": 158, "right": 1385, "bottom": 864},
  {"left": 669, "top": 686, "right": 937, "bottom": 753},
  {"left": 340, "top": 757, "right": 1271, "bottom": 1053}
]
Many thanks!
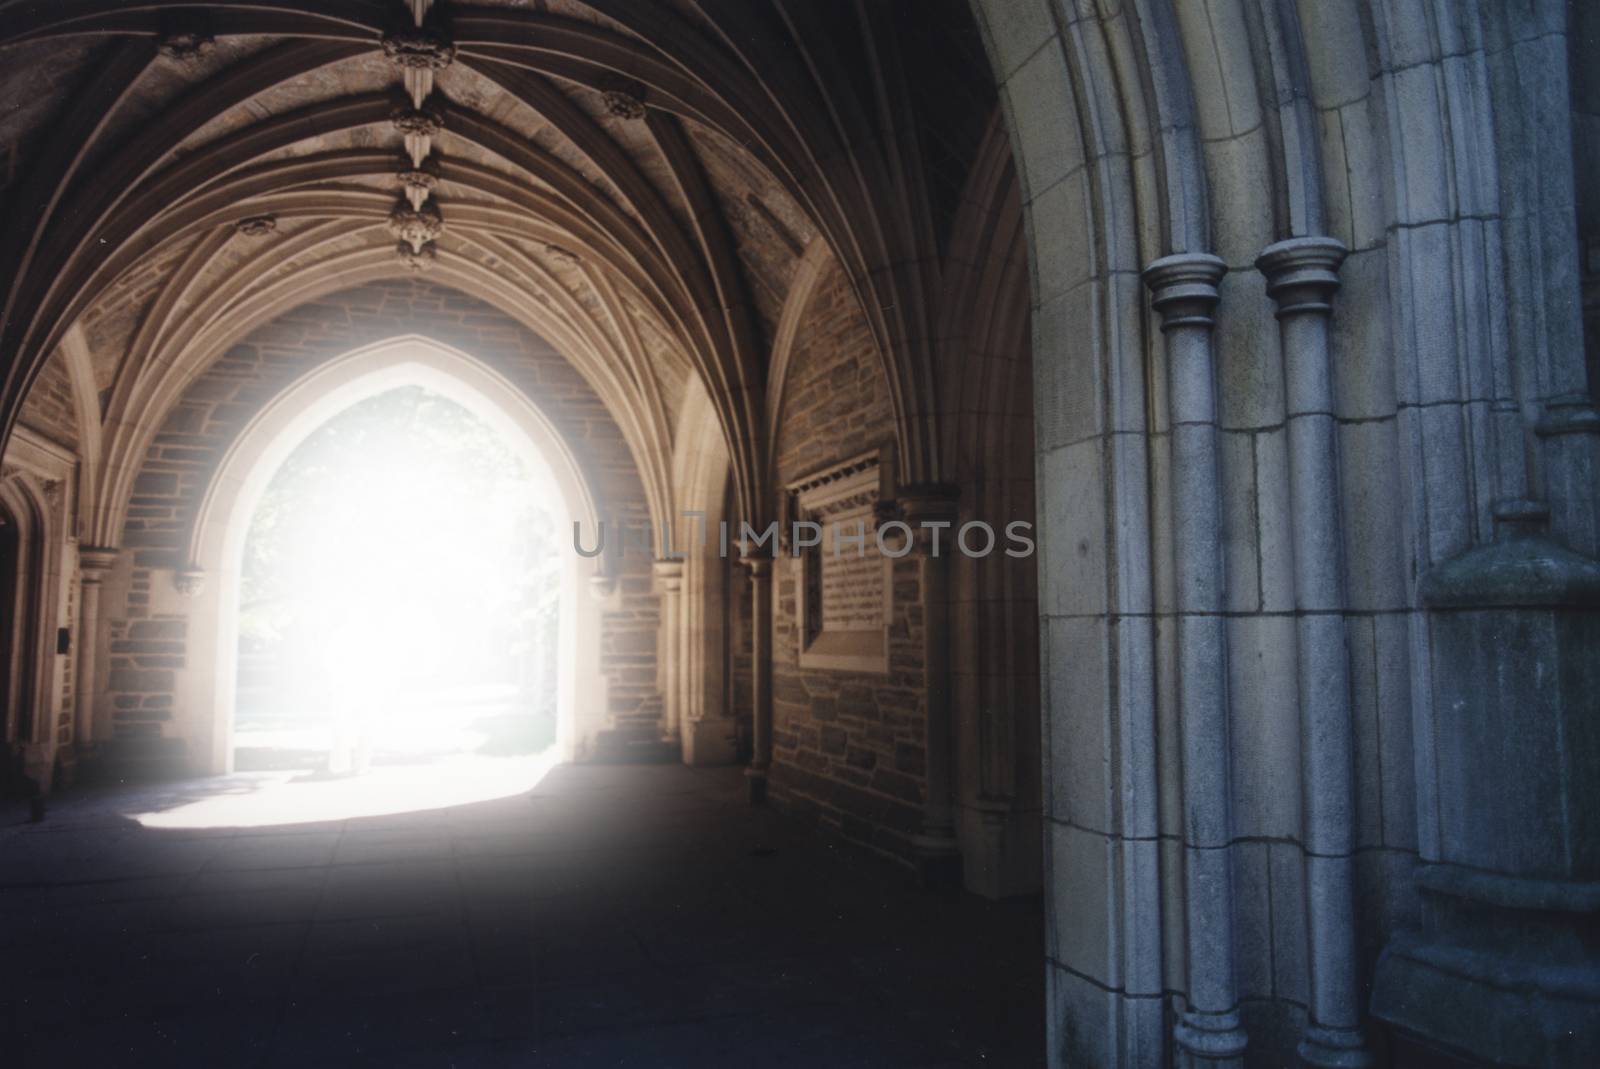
[
  {"left": 652, "top": 558, "right": 684, "bottom": 589},
  {"left": 894, "top": 482, "right": 960, "bottom": 525},
  {"left": 887, "top": 484, "right": 961, "bottom": 558},
  {"left": 1536, "top": 392, "right": 1600, "bottom": 439},
  {"left": 740, "top": 554, "right": 772, "bottom": 579},
  {"left": 174, "top": 567, "right": 206, "bottom": 598},
  {"left": 1142, "top": 252, "right": 1227, "bottom": 330},
  {"left": 1256, "top": 236, "right": 1347, "bottom": 318},
  {"left": 78, "top": 545, "right": 119, "bottom": 576}
]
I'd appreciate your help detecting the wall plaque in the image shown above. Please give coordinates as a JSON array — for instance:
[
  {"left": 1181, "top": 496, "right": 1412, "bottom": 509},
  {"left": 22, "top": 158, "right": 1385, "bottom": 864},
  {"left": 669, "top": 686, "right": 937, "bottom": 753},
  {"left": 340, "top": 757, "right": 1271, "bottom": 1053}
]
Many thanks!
[{"left": 787, "top": 450, "right": 891, "bottom": 673}]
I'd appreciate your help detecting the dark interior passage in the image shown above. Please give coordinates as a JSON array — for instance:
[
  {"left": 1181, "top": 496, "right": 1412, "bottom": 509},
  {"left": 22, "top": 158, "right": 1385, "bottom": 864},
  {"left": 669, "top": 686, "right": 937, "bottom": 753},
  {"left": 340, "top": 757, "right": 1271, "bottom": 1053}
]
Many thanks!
[{"left": 0, "top": 763, "right": 1042, "bottom": 1067}]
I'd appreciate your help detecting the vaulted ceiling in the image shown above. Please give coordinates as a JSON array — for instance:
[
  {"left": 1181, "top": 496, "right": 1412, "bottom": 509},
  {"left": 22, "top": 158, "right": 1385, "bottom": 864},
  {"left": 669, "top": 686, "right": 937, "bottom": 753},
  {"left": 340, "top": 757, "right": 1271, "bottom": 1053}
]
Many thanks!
[{"left": 0, "top": 0, "right": 1001, "bottom": 535}]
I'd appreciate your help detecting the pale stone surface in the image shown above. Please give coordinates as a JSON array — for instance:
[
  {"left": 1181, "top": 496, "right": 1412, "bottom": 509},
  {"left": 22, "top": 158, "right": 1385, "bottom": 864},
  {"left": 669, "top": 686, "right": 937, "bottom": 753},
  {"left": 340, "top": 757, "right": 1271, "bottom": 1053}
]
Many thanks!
[
  {"left": 1048, "top": 820, "right": 1115, "bottom": 985},
  {"left": 1038, "top": 437, "right": 1108, "bottom": 617},
  {"left": 1299, "top": 0, "right": 1370, "bottom": 110},
  {"left": 1232, "top": 840, "right": 1275, "bottom": 999},
  {"left": 1045, "top": 615, "right": 1109, "bottom": 831},
  {"left": 1269, "top": 842, "right": 1311, "bottom": 1006},
  {"left": 1219, "top": 430, "right": 1262, "bottom": 611},
  {"left": 1203, "top": 129, "right": 1279, "bottom": 268},
  {"left": 1346, "top": 614, "right": 1386, "bottom": 850},
  {"left": 1337, "top": 419, "right": 1409, "bottom": 612},
  {"left": 1029, "top": 167, "right": 1095, "bottom": 304},
  {"left": 1342, "top": 99, "right": 1389, "bottom": 253},
  {"left": 1033, "top": 282, "right": 1103, "bottom": 450},
  {"left": 1252, "top": 427, "right": 1297, "bottom": 614},
  {"left": 1214, "top": 270, "right": 1283, "bottom": 430},
  {"left": 1330, "top": 248, "right": 1395, "bottom": 418},
  {"left": 980, "top": 0, "right": 1058, "bottom": 82},
  {"left": 1371, "top": 611, "right": 1419, "bottom": 852},
  {"left": 1005, "top": 44, "right": 1085, "bottom": 201},
  {"left": 1226, "top": 614, "right": 1302, "bottom": 841}
]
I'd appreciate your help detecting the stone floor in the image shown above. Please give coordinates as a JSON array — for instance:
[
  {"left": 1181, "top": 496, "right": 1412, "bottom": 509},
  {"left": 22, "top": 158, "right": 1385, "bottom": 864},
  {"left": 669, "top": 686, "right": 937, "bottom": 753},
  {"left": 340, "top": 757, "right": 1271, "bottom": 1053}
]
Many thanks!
[{"left": 0, "top": 760, "right": 1043, "bottom": 1067}]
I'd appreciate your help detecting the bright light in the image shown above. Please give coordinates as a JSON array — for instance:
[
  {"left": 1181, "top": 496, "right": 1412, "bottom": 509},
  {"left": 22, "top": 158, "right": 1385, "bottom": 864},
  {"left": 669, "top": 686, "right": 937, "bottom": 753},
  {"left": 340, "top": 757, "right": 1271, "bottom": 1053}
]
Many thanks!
[
  {"left": 128, "top": 752, "right": 559, "bottom": 829},
  {"left": 236, "top": 385, "right": 562, "bottom": 770}
]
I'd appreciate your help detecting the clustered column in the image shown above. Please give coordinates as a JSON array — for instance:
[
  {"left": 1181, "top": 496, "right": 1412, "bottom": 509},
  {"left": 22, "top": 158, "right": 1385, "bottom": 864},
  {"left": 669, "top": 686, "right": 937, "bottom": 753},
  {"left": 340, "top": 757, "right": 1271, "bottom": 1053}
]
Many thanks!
[
  {"left": 1143, "top": 252, "right": 1247, "bottom": 1068},
  {"left": 899, "top": 486, "right": 961, "bottom": 883},
  {"left": 742, "top": 552, "right": 772, "bottom": 804},
  {"left": 73, "top": 546, "right": 118, "bottom": 751},
  {"left": 1257, "top": 237, "right": 1371, "bottom": 1068},
  {"left": 653, "top": 559, "right": 683, "bottom": 744}
]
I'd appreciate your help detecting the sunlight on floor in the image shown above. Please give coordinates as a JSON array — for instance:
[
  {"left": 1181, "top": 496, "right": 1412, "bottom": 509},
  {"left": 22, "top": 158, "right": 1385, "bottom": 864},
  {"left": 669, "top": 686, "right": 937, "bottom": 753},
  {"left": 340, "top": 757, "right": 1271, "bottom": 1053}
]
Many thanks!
[{"left": 125, "top": 751, "right": 560, "bottom": 830}]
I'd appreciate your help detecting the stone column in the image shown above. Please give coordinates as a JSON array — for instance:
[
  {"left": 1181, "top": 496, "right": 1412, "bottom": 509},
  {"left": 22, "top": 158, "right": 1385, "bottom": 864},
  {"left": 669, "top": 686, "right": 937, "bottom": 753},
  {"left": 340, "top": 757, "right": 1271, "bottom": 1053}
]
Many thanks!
[
  {"left": 1257, "top": 238, "right": 1371, "bottom": 1069},
  {"left": 900, "top": 485, "right": 961, "bottom": 885},
  {"left": 73, "top": 546, "right": 118, "bottom": 751},
  {"left": 1537, "top": 393, "right": 1600, "bottom": 560},
  {"left": 653, "top": 559, "right": 683, "bottom": 744},
  {"left": 1144, "top": 252, "right": 1247, "bottom": 1068},
  {"left": 742, "top": 552, "right": 772, "bottom": 804},
  {"left": 1371, "top": 502, "right": 1600, "bottom": 1065}
]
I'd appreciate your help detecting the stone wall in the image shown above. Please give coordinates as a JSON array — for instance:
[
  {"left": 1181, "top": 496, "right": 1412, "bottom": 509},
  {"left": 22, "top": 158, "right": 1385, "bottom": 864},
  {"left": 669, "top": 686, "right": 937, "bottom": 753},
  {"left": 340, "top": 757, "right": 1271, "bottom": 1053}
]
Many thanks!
[
  {"left": 972, "top": 3, "right": 1600, "bottom": 1066},
  {"left": 107, "top": 278, "right": 656, "bottom": 748},
  {"left": 766, "top": 262, "right": 930, "bottom": 859},
  {"left": 17, "top": 351, "right": 77, "bottom": 450},
  {"left": 724, "top": 544, "right": 753, "bottom": 758}
]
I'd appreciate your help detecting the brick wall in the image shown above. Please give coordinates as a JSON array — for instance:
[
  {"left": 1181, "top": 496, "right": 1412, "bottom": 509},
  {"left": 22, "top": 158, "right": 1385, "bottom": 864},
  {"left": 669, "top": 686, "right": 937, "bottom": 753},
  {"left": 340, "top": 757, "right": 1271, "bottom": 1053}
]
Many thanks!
[
  {"left": 766, "top": 262, "right": 929, "bottom": 859},
  {"left": 109, "top": 278, "right": 656, "bottom": 744},
  {"left": 18, "top": 350, "right": 78, "bottom": 450}
]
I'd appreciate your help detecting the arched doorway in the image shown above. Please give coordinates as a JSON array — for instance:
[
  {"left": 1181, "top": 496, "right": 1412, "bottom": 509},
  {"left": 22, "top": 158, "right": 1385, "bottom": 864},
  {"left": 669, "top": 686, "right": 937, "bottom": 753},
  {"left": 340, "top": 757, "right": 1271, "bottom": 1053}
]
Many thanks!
[
  {"left": 0, "top": 478, "right": 47, "bottom": 793},
  {"left": 0, "top": 496, "right": 27, "bottom": 788},
  {"left": 181, "top": 336, "right": 606, "bottom": 775}
]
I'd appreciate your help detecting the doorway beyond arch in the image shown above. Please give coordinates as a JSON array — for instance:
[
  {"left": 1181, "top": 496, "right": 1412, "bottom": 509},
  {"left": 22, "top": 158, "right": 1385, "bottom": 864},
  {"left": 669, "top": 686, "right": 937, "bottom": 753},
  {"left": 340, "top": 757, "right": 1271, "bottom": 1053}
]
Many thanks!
[{"left": 180, "top": 335, "right": 606, "bottom": 775}]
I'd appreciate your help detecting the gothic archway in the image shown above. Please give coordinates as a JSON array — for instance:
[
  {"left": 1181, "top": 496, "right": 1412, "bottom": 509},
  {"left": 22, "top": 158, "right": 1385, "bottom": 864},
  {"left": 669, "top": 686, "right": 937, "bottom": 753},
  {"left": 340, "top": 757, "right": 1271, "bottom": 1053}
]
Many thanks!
[{"left": 180, "top": 335, "right": 606, "bottom": 774}]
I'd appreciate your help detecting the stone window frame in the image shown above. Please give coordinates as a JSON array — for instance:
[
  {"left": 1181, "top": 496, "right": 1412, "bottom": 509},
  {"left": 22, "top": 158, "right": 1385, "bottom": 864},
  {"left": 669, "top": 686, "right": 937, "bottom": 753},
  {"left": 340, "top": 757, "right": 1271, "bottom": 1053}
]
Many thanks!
[{"left": 784, "top": 447, "right": 893, "bottom": 674}]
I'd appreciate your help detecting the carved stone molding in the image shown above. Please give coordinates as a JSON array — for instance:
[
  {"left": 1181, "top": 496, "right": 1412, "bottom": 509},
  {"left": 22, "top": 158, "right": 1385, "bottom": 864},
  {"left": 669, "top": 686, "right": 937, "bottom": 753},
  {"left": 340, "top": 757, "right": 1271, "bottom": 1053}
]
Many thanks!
[
  {"left": 544, "top": 243, "right": 580, "bottom": 267},
  {"left": 381, "top": 26, "right": 456, "bottom": 71},
  {"left": 1143, "top": 252, "right": 1227, "bottom": 331},
  {"left": 174, "top": 568, "right": 206, "bottom": 598},
  {"left": 391, "top": 105, "right": 443, "bottom": 139},
  {"left": 653, "top": 558, "right": 684, "bottom": 593},
  {"left": 787, "top": 452, "right": 881, "bottom": 503},
  {"left": 158, "top": 32, "right": 215, "bottom": 63},
  {"left": 388, "top": 200, "right": 443, "bottom": 251},
  {"left": 397, "top": 240, "right": 437, "bottom": 271},
  {"left": 1256, "top": 236, "right": 1347, "bottom": 319},
  {"left": 894, "top": 482, "right": 962, "bottom": 536},
  {"left": 600, "top": 79, "right": 648, "bottom": 120},
  {"left": 786, "top": 452, "right": 890, "bottom": 674},
  {"left": 78, "top": 545, "right": 119, "bottom": 576},
  {"left": 397, "top": 167, "right": 438, "bottom": 195},
  {"left": 1537, "top": 391, "right": 1600, "bottom": 438},
  {"left": 235, "top": 214, "right": 277, "bottom": 237},
  {"left": 587, "top": 573, "right": 623, "bottom": 611}
]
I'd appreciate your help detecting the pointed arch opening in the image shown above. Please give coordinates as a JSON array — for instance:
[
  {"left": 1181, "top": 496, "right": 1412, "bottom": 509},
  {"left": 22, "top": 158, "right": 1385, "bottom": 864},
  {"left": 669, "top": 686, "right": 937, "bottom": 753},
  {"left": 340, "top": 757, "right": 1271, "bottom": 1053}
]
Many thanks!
[{"left": 182, "top": 335, "right": 606, "bottom": 777}]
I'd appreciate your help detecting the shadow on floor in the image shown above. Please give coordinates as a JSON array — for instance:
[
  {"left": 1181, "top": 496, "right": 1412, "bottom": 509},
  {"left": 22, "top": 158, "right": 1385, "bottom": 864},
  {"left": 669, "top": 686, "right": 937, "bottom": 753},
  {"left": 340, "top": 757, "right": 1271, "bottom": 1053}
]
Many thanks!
[{"left": 0, "top": 761, "right": 1043, "bottom": 1068}]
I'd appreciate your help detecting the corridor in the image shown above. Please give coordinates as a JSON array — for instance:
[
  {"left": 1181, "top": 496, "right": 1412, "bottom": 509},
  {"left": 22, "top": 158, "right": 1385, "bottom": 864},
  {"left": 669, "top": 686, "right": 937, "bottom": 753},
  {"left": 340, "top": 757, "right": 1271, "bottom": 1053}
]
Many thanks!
[
  {"left": 2, "top": 0, "right": 1595, "bottom": 1063},
  {"left": 0, "top": 762, "right": 1042, "bottom": 1068}
]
